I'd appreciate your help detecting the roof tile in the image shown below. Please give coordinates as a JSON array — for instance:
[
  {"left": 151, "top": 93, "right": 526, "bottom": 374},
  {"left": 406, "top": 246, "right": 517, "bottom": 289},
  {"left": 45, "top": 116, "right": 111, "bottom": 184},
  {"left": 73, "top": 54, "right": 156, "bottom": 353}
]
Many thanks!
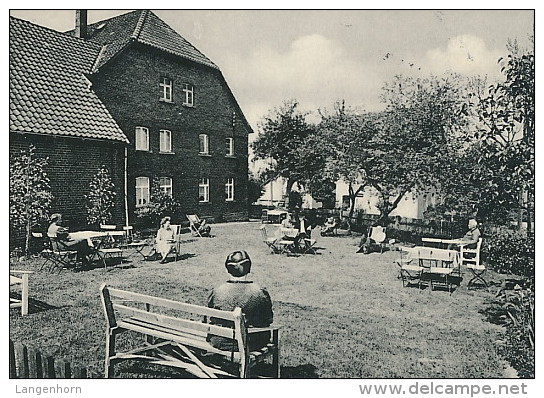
[{"left": 10, "top": 17, "right": 128, "bottom": 143}]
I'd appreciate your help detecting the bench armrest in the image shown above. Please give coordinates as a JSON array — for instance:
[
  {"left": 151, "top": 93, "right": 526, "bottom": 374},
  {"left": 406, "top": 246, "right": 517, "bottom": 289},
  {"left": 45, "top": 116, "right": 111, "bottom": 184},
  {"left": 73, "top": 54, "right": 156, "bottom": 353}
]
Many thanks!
[{"left": 248, "top": 325, "right": 282, "bottom": 334}]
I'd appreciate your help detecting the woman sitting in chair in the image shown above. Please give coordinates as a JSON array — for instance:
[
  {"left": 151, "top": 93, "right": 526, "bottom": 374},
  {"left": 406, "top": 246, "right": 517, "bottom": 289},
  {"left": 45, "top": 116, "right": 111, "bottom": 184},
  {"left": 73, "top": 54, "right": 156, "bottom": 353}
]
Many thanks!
[
  {"left": 47, "top": 213, "right": 92, "bottom": 265},
  {"left": 156, "top": 216, "right": 176, "bottom": 264}
]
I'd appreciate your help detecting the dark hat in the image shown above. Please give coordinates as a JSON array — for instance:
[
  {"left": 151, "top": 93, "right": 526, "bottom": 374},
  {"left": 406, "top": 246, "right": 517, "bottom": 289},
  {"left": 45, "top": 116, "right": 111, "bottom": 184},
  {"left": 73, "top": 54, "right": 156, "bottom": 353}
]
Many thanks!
[
  {"left": 225, "top": 250, "right": 252, "bottom": 277},
  {"left": 50, "top": 213, "right": 62, "bottom": 222}
]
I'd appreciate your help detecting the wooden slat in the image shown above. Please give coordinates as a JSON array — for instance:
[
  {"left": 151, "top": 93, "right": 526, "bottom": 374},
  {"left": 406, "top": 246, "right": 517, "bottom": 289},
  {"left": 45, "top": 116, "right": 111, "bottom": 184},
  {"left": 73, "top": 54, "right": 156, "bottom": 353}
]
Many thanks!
[
  {"left": 108, "top": 287, "right": 238, "bottom": 320},
  {"left": 116, "top": 319, "right": 241, "bottom": 360},
  {"left": 113, "top": 304, "right": 237, "bottom": 339}
]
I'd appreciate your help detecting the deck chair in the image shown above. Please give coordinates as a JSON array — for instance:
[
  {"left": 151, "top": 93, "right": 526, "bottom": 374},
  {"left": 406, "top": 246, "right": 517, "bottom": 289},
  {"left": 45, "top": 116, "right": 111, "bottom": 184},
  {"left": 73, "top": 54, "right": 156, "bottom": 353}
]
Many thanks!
[
  {"left": 260, "top": 226, "right": 281, "bottom": 254},
  {"left": 369, "top": 226, "right": 387, "bottom": 253},
  {"left": 302, "top": 226, "right": 320, "bottom": 254},
  {"left": 463, "top": 238, "right": 486, "bottom": 288},
  {"left": 10, "top": 270, "right": 33, "bottom": 315},
  {"left": 187, "top": 214, "right": 211, "bottom": 237},
  {"left": 146, "top": 224, "right": 183, "bottom": 262}
]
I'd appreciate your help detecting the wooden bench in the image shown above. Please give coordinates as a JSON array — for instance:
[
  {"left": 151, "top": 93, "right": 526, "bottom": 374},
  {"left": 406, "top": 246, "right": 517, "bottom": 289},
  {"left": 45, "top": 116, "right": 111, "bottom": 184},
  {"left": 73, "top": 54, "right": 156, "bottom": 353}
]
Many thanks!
[
  {"left": 100, "top": 284, "right": 281, "bottom": 378},
  {"left": 10, "top": 270, "right": 33, "bottom": 315}
]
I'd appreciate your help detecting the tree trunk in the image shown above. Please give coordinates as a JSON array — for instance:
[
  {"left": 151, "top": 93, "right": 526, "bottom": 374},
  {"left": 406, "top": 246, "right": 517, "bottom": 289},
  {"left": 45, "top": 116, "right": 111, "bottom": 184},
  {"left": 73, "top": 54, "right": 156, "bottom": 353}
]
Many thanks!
[
  {"left": 348, "top": 184, "right": 365, "bottom": 220},
  {"left": 284, "top": 178, "right": 296, "bottom": 209},
  {"left": 25, "top": 218, "right": 31, "bottom": 257}
]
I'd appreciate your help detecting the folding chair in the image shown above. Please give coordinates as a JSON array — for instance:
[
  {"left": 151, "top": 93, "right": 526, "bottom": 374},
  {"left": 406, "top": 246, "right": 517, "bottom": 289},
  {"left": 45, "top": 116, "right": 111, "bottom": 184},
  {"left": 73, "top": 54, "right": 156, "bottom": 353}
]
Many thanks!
[
  {"left": 42, "top": 235, "right": 78, "bottom": 273},
  {"left": 396, "top": 247, "right": 425, "bottom": 289},
  {"left": 463, "top": 238, "right": 486, "bottom": 288},
  {"left": 260, "top": 226, "right": 281, "bottom": 254},
  {"left": 121, "top": 226, "right": 150, "bottom": 260},
  {"left": 427, "top": 248, "right": 461, "bottom": 294},
  {"left": 261, "top": 209, "right": 270, "bottom": 224},
  {"left": 187, "top": 214, "right": 210, "bottom": 237},
  {"left": 10, "top": 270, "right": 33, "bottom": 315},
  {"left": 302, "top": 226, "right": 320, "bottom": 254}
]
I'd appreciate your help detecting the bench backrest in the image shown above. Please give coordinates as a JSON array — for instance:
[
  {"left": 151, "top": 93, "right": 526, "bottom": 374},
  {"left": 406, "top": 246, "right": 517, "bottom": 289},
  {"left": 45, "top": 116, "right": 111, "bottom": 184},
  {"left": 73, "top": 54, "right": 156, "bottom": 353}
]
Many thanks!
[{"left": 100, "top": 284, "right": 248, "bottom": 358}]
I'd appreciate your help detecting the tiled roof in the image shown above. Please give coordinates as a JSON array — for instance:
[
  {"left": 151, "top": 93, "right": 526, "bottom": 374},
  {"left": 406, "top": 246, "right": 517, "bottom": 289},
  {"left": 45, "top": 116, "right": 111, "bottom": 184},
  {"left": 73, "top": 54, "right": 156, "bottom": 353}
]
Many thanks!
[
  {"left": 72, "top": 10, "right": 218, "bottom": 71},
  {"left": 10, "top": 17, "right": 129, "bottom": 143}
]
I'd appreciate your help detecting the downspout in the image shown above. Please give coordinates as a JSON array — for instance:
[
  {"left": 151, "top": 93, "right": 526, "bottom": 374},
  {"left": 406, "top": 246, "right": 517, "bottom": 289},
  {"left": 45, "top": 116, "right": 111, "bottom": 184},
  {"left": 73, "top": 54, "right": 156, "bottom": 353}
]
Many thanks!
[{"left": 124, "top": 146, "right": 129, "bottom": 227}]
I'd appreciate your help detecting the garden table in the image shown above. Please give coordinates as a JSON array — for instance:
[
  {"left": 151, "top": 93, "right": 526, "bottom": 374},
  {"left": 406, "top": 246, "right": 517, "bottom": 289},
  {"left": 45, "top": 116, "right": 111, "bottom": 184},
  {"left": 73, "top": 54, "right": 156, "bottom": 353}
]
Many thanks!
[
  {"left": 421, "top": 237, "right": 468, "bottom": 250},
  {"left": 267, "top": 209, "right": 288, "bottom": 224}
]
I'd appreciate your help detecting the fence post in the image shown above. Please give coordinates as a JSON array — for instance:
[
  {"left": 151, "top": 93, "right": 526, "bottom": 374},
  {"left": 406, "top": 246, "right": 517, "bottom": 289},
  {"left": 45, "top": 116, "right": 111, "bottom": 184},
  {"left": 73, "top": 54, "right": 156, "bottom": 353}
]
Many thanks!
[
  {"left": 27, "top": 347, "right": 43, "bottom": 378},
  {"left": 9, "top": 340, "right": 17, "bottom": 378},
  {"left": 15, "top": 342, "right": 30, "bottom": 378}
]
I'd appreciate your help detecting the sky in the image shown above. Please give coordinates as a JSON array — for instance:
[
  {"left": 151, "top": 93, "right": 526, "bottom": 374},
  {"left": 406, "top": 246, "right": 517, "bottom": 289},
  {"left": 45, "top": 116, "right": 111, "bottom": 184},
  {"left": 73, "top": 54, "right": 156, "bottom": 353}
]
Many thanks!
[{"left": 9, "top": 8, "right": 534, "bottom": 134}]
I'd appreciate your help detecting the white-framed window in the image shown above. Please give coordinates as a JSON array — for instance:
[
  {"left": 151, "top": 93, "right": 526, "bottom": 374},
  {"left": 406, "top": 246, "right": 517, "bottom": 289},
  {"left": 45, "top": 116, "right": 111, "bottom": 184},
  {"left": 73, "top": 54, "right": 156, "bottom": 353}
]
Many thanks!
[
  {"left": 135, "top": 126, "right": 149, "bottom": 151},
  {"left": 199, "top": 134, "right": 209, "bottom": 155},
  {"left": 225, "top": 137, "right": 234, "bottom": 156},
  {"left": 160, "top": 77, "right": 173, "bottom": 102},
  {"left": 159, "top": 129, "right": 172, "bottom": 153},
  {"left": 199, "top": 178, "right": 209, "bottom": 202},
  {"left": 135, "top": 177, "right": 150, "bottom": 207},
  {"left": 159, "top": 176, "right": 173, "bottom": 197},
  {"left": 225, "top": 178, "right": 234, "bottom": 201},
  {"left": 182, "top": 83, "right": 194, "bottom": 106}
]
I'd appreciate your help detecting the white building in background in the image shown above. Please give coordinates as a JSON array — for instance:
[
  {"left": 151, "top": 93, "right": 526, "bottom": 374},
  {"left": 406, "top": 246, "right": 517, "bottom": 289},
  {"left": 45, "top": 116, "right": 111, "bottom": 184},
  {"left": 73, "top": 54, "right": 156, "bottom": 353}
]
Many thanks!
[
  {"left": 335, "top": 181, "right": 440, "bottom": 219},
  {"left": 256, "top": 177, "right": 440, "bottom": 219},
  {"left": 256, "top": 177, "right": 322, "bottom": 209}
]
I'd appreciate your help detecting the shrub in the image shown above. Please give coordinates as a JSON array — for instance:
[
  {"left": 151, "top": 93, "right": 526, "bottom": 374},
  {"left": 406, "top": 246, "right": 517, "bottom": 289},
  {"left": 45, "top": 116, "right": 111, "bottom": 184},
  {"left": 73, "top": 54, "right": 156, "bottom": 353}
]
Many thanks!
[
  {"left": 482, "top": 227, "right": 534, "bottom": 278},
  {"left": 85, "top": 166, "right": 116, "bottom": 227},
  {"left": 485, "top": 279, "right": 534, "bottom": 378},
  {"left": 135, "top": 178, "right": 181, "bottom": 228}
]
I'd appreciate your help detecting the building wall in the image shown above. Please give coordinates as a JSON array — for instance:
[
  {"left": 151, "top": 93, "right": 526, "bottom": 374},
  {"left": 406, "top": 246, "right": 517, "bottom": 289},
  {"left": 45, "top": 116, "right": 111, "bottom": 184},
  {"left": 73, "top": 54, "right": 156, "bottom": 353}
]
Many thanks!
[
  {"left": 335, "top": 181, "right": 438, "bottom": 219},
  {"left": 9, "top": 133, "right": 126, "bottom": 230},
  {"left": 91, "top": 44, "right": 250, "bottom": 224}
]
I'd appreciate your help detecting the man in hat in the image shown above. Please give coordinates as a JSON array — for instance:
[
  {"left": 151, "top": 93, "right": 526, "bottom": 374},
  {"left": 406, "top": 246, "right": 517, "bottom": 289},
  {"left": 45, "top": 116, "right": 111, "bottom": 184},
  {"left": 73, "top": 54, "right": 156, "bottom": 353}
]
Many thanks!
[
  {"left": 207, "top": 250, "right": 273, "bottom": 351},
  {"left": 47, "top": 213, "right": 92, "bottom": 265}
]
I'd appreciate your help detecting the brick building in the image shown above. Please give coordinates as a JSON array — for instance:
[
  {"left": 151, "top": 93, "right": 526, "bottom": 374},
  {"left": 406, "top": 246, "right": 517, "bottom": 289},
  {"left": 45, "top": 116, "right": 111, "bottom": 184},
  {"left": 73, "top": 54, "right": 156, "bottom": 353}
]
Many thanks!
[
  {"left": 77, "top": 10, "right": 252, "bottom": 224},
  {"left": 10, "top": 10, "right": 252, "bottom": 233},
  {"left": 9, "top": 17, "right": 128, "bottom": 230}
]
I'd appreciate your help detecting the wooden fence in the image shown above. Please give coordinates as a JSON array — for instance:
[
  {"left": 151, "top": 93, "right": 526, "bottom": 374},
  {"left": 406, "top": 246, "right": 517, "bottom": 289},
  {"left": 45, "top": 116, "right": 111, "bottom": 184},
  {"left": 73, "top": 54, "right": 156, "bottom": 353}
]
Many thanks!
[{"left": 9, "top": 340, "right": 89, "bottom": 378}]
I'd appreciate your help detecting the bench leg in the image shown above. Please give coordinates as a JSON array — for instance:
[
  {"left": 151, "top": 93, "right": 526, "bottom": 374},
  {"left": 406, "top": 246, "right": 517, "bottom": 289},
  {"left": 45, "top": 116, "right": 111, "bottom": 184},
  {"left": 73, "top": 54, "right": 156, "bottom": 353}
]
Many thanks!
[
  {"left": 272, "top": 329, "right": 281, "bottom": 378},
  {"left": 104, "top": 331, "right": 116, "bottom": 378},
  {"left": 21, "top": 273, "right": 29, "bottom": 316}
]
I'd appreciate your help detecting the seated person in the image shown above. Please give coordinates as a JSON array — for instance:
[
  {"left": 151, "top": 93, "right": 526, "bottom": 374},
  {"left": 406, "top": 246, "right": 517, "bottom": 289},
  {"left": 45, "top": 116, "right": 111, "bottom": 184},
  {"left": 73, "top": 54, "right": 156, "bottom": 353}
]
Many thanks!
[
  {"left": 357, "top": 223, "right": 386, "bottom": 254},
  {"left": 194, "top": 217, "right": 211, "bottom": 236},
  {"left": 450, "top": 218, "right": 481, "bottom": 250},
  {"left": 156, "top": 216, "right": 176, "bottom": 263},
  {"left": 47, "top": 213, "right": 92, "bottom": 265},
  {"left": 322, "top": 216, "right": 339, "bottom": 235},
  {"left": 207, "top": 250, "right": 273, "bottom": 351}
]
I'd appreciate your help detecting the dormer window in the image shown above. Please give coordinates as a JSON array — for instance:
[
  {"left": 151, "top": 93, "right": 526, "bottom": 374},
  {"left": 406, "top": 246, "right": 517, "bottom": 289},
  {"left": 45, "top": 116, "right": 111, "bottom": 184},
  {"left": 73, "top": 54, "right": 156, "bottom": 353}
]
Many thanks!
[
  {"left": 182, "top": 83, "right": 194, "bottom": 107},
  {"left": 160, "top": 77, "right": 173, "bottom": 102}
]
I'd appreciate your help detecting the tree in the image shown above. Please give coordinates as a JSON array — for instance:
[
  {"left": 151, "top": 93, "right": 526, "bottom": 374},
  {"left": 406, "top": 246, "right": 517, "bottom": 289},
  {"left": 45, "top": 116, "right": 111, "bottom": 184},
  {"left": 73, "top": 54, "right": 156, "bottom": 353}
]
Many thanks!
[
  {"left": 9, "top": 145, "right": 54, "bottom": 255},
  {"left": 85, "top": 165, "right": 117, "bottom": 227},
  {"left": 135, "top": 178, "right": 181, "bottom": 228},
  {"left": 317, "top": 101, "right": 377, "bottom": 218},
  {"left": 469, "top": 46, "right": 534, "bottom": 229},
  {"left": 368, "top": 74, "right": 468, "bottom": 223},
  {"left": 251, "top": 100, "right": 323, "bottom": 208},
  {"left": 247, "top": 172, "right": 265, "bottom": 205}
]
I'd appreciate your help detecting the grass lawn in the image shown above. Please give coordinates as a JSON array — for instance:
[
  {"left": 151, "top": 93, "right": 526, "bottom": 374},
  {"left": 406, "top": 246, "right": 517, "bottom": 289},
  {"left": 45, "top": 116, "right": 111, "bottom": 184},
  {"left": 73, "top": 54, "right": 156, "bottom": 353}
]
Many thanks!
[{"left": 9, "top": 221, "right": 511, "bottom": 378}]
